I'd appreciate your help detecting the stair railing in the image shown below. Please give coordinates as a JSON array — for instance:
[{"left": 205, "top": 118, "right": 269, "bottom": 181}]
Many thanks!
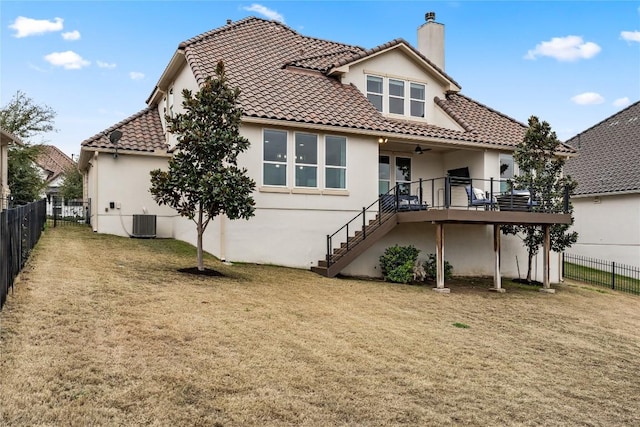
[{"left": 326, "top": 184, "right": 401, "bottom": 267}]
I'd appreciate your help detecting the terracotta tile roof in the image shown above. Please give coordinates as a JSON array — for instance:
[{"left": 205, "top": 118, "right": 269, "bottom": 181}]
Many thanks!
[
  {"left": 81, "top": 107, "right": 167, "bottom": 153},
  {"left": 36, "top": 145, "right": 75, "bottom": 183},
  {"left": 177, "top": 17, "right": 568, "bottom": 153},
  {"left": 328, "top": 38, "right": 461, "bottom": 89},
  {"left": 564, "top": 101, "right": 640, "bottom": 195}
]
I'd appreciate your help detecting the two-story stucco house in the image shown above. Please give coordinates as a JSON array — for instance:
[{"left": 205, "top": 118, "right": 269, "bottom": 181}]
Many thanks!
[
  {"left": 78, "top": 15, "right": 573, "bottom": 291},
  {"left": 565, "top": 101, "right": 640, "bottom": 269}
]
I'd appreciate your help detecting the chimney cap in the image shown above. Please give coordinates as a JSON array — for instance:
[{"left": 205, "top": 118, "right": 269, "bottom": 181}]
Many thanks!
[
  {"left": 226, "top": 19, "right": 232, "bottom": 25},
  {"left": 425, "top": 11, "right": 436, "bottom": 22}
]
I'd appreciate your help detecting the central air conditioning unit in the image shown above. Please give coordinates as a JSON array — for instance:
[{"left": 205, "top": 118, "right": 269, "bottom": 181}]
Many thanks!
[{"left": 132, "top": 214, "right": 157, "bottom": 238}]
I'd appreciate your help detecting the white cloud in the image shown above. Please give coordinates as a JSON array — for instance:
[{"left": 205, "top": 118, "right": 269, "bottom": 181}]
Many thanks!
[
  {"left": 613, "top": 97, "right": 630, "bottom": 107},
  {"left": 97, "top": 60, "right": 117, "bottom": 69},
  {"left": 242, "top": 4, "right": 284, "bottom": 23},
  {"left": 129, "top": 71, "right": 145, "bottom": 80},
  {"left": 62, "top": 30, "right": 80, "bottom": 41},
  {"left": 571, "top": 92, "right": 605, "bottom": 105},
  {"left": 525, "top": 35, "right": 601, "bottom": 61},
  {"left": 9, "top": 16, "right": 63, "bottom": 38},
  {"left": 621, "top": 31, "right": 640, "bottom": 43},
  {"left": 44, "top": 51, "right": 90, "bottom": 69}
]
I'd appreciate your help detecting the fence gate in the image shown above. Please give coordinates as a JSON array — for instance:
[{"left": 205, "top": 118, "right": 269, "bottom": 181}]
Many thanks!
[{"left": 46, "top": 197, "right": 91, "bottom": 228}]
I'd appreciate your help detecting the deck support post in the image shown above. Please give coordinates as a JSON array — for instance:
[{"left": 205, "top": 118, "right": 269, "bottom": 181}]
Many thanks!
[
  {"left": 434, "top": 223, "right": 450, "bottom": 293},
  {"left": 490, "top": 224, "right": 505, "bottom": 292},
  {"left": 540, "top": 225, "right": 555, "bottom": 293}
]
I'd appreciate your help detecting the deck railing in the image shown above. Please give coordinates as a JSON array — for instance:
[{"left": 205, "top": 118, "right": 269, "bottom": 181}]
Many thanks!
[{"left": 324, "top": 177, "right": 570, "bottom": 267}]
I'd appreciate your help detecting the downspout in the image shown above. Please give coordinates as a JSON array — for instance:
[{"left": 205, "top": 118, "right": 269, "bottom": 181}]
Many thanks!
[{"left": 93, "top": 151, "right": 99, "bottom": 232}]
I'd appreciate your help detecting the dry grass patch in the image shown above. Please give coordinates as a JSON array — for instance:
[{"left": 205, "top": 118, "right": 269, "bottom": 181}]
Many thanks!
[{"left": 1, "top": 227, "right": 639, "bottom": 426}]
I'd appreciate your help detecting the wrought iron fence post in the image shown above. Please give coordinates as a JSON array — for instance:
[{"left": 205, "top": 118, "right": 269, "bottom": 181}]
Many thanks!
[
  {"left": 611, "top": 261, "right": 615, "bottom": 290},
  {"left": 419, "top": 178, "right": 423, "bottom": 206},
  {"left": 53, "top": 196, "right": 58, "bottom": 228}
]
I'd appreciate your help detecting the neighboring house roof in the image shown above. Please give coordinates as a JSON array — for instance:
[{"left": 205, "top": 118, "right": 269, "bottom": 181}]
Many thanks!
[
  {"left": 81, "top": 107, "right": 167, "bottom": 153},
  {"left": 565, "top": 101, "right": 640, "bottom": 195},
  {"left": 36, "top": 145, "right": 76, "bottom": 184}
]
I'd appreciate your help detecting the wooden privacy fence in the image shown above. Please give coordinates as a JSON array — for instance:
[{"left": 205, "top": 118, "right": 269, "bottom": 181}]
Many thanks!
[{"left": 1, "top": 199, "right": 47, "bottom": 310}]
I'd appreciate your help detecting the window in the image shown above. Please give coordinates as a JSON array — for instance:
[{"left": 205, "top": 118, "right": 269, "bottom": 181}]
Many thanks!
[
  {"left": 367, "top": 75, "right": 383, "bottom": 112},
  {"left": 379, "top": 156, "right": 390, "bottom": 194},
  {"left": 263, "top": 130, "right": 287, "bottom": 186},
  {"left": 168, "top": 87, "right": 174, "bottom": 118},
  {"left": 499, "top": 154, "right": 515, "bottom": 192},
  {"left": 365, "top": 75, "right": 426, "bottom": 119},
  {"left": 295, "top": 133, "right": 318, "bottom": 188},
  {"left": 325, "top": 136, "right": 346, "bottom": 189},
  {"left": 410, "top": 83, "right": 425, "bottom": 118},
  {"left": 395, "top": 157, "right": 411, "bottom": 195},
  {"left": 389, "top": 79, "right": 405, "bottom": 115}
]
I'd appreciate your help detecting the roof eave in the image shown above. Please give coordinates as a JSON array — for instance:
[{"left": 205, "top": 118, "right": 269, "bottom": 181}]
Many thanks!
[{"left": 146, "top": 49, "right": 186, "bottom": 106}]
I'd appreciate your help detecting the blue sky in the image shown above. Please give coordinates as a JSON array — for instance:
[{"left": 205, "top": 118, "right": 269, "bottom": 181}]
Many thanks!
[{"left": 1, "top": 0, "right": 639, "bottom": 158}]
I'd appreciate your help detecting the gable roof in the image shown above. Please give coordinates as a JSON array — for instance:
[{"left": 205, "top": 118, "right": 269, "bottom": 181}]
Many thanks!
[
  {"left": 36, "top": 145, "right": 75, "bottom": 183},
  {"left": 81, "top": 107, "right": 167, "bottom": 153},
  {"left": 564, "top": 101, "right": 640, "bottom": 195},
  {"left": 172, "top": 17, "right": 572, "bottom": 153}
]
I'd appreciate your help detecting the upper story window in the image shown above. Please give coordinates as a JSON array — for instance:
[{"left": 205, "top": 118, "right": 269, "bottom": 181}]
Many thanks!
[
  {"left": 366, "top": 75, "right": 426, "bottom": 120},
  {"left": 295, "top": 133, "right": 318, "bottom": 188},
  {"left": 410, "top": 83, "right": 425, "bottom": 118},
  {"left": 325, "top": 136, "right": 346, "bottom": 189},
  {"left": 389, "top": 79, "right": 405, "bottom": 115},
  {"left": 366, "top": 76, "right": 383, "bottom": 112},
  {"left": 168, "top": 87, "right": 175, "bottom": 118},
  {"left": 263, "top": 129, "right": 288, "bottom": 186}
]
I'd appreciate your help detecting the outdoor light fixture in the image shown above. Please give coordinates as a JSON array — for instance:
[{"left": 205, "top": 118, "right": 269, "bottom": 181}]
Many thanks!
[{"left": 378, "top": 137, "right": 388, "bottom": 144}]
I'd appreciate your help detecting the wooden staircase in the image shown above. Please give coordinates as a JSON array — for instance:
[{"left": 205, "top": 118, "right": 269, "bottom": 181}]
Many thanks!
[{"left": 311, "top": 211, "right": 398, "bottom": 278}]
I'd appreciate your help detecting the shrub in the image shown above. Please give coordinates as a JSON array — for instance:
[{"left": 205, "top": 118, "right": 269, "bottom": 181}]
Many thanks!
[
  {"left": 379, "top": 245, "right": 420, "bottom": 284},
  {"left": 423, "top": 254, "right": 453, "bottom": 281}
]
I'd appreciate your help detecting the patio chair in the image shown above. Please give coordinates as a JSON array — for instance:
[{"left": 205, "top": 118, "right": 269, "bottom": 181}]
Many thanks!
[
  {"left": 464, "top": 185, "right": 495, "bottom": 210},
  {"left": 496, "top": 189, "right": 538, "bottom": 212}
]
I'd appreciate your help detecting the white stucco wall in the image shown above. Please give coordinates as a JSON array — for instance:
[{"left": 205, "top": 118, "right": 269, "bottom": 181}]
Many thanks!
[
  {"left": 571, "top": 193, "right": 640, "bottom": 268},
  {"left": 156, "top": 61, "right": 199, "bottom": 149},
  {"left": 85, "top": 151, "right": 176, "bottom": 237},
  {"left": 340, "top": 48, "right": 463, "bottom": 131}
]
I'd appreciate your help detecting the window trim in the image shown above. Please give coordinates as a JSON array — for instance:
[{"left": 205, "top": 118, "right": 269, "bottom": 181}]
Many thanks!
[
  {"left": 365, "top": 73, "right": 427, "bottom": 120},
  {"left": 324, "top": 135, "right": 347, "bottom": 190},
  {"left": 294, "top": 132, "right": 319, "bottom": 189},
  {"left": 262, "top": 128, "right": 288, "bottom": 187}
]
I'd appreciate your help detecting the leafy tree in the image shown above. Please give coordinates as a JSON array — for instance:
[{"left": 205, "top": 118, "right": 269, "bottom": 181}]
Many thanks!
[
  {"left": 59, "top": 164, "right": 83, "bottom": 200},
  {"left": 502, "top": 116, "right": 578, "bottom": 282},
  {"left": 1, "top": 91, "right": 56, "bottom": 205},
  {"left": 7, "top": 144, "right": 46, "bottom": 205},
  {"left": 150, "top": 61, "right": 255, "bottom": 271},
  {"left": 0, "top": 90, "right": 56, "bottom": 140}
]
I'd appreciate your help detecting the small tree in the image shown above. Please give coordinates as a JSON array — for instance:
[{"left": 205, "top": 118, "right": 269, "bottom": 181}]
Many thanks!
[
  {"left": 502, "top": 116, "right": 578, "bottom": 282},
  {"left": 59, "top": 164, "right": 83, "bottom": 201},
  {"left": 1, "top": 91, "right": 56, "bottom": 205},
  {"left": 7, "top": 144, "right": 46, "bottom": 205},
  {"left": 150, "top": 61, "right": 255, "bottom": 271}
]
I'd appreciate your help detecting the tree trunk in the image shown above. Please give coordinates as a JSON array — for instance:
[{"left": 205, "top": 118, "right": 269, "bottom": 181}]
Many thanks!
[
  {"left": 526, "top": 249, "right": 534, "bottom": 283},
  {"left": 197, "top": 205, "right": 204, "bottom": 271}
]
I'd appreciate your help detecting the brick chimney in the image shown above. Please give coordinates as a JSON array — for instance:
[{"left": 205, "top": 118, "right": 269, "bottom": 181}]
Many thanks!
[{"left": 417, "top": 11, "right": 445, "bottom": 70}]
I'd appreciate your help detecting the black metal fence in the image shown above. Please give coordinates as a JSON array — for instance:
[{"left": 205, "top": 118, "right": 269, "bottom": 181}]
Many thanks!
[
  {"left": 1, "top": 199, "right": 47, "bottom": 310},
  {"left": 563, "top": 253, "right": 640, "bottom": 295},
  {"left": 46, "top": 197, "right": 90, "bottom": 228}
]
